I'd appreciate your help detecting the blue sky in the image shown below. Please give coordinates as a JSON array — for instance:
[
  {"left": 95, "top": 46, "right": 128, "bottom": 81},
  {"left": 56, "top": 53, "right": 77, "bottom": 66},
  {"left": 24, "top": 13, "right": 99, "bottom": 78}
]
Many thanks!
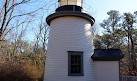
[
  {"left": 14, "top": 0, "right": 137, "bottom": 41},
  {"left": 85, "top": 0, "right": 137, "bottom": 34},
  {"left": 32, "top": 0, "right": 137, "bottom": 25},
  {"left": 89, "top": 0, "right": 137, "bottom": 22}
]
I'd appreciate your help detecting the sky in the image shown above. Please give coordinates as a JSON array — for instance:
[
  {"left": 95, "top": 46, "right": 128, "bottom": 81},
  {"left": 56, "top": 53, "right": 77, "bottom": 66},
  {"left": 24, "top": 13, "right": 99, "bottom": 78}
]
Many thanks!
[
  {"left": 5, "top": 0, "right": 137, "bottom": 42},
  {"left": 88, "top": 0, "right": 137, "bottom": 22},
  {"left": 43, "top": 0, "right": 137, "bottom": 34},
  {"left": 85, "top": 0, "right": 137, "bottom": 34},
  {"left": 26, "top": 0, "right": 137, "bottom": 21}
]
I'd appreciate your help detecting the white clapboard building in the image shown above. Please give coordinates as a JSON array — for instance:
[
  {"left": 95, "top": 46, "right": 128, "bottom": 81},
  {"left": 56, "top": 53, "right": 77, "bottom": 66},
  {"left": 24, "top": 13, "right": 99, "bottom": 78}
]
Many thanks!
[{"left": 44, "top": 0, "right": 124, "bottom": 81}]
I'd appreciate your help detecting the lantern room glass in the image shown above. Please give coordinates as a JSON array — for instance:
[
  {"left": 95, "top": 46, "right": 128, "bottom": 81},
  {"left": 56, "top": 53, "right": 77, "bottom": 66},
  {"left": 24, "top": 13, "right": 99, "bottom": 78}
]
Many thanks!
[{"left": 58, "top": 0, "right": 83, "bottom": 6}]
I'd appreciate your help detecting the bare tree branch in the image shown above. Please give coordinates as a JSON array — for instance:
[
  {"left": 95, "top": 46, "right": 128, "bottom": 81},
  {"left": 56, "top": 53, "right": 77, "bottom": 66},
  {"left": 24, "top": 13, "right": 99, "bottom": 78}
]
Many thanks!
[
  {"left": 0, "top": 0, "right": 48, "bottom": 40},
  {"left": 7, "top": 0, "right": 31, "bottom": 13},
  {"left": 1, "top": 0, "right": 8, "bottom": 33},
  {"left": 3, "top": 0, "right": 15, "bottom": 37}
]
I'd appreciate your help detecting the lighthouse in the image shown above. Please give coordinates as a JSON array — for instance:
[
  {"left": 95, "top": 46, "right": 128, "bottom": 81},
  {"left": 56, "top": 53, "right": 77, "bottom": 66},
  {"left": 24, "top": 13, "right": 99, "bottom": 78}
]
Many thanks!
[{"left": 44, "top": 0, "right": 95, "bottom": 81}]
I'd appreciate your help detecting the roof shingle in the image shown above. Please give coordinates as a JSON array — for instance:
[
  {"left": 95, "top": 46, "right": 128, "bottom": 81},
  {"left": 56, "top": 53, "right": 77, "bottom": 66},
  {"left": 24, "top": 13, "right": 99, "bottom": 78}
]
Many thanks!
[{"left": 91, "top": 49, "right": 124, "bottom": 61}]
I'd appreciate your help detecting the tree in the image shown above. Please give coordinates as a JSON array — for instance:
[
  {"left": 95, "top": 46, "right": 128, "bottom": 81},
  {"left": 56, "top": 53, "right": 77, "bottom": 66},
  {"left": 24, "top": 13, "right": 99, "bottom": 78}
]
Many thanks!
[
  {"left": 99, "top": 10, "right": 125, "bottom": 49},
  {"left": 122, "top": 12, "right": 137, "bottom": 71},
  {"left": 0, "top": 0, "right": 31, "bottom": 40},
  {"left": 94, "top": 34, "right": 113, "bottom": 49},
  {"left": 0, "top": 0, "right": 50, "bottom": 80},
  {"left": 0, "top": 0, "right": 48, "bottom": 41},
  {"left": 100, "top": 10, "right": 121, "bottom": 34},
  {"left": 94, "top": 10, "right": 137, "bottom": 75}
]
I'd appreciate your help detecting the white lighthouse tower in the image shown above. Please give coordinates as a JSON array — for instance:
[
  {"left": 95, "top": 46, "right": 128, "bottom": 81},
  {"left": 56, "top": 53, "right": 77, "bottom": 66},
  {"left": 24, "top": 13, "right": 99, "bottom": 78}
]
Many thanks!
[{"left": 44, "top": 0, "right": 95, "bottom": 81}]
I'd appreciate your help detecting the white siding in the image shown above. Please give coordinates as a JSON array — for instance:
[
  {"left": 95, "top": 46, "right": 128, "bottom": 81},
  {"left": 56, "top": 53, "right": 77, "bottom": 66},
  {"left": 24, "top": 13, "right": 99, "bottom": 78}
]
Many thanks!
[
  {"left": 44, "top": 16, "right": 95, "bottom": 81},
  {"left": 93, "top": 61, "right": 119, "bottom": 81}
]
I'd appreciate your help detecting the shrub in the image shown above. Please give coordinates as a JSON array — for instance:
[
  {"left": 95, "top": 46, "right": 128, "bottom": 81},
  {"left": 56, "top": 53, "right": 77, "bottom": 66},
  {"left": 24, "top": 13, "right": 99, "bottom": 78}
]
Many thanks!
[{"left": 0, "top": 61, "right": 33, "bottom": 81}]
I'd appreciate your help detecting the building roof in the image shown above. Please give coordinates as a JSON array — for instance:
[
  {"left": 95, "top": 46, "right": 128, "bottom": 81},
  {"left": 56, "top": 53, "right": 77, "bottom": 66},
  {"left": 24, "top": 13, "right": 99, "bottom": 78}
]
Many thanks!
[{"left": 91, "top": 49, "right": 124, "bottom": 61}]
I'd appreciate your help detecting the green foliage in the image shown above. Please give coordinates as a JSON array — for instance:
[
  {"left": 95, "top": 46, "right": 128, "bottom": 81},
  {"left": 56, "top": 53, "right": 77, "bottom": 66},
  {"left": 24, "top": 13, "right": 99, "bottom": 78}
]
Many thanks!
[
  {"left": 100, "top": 10, "right": 121, "bottom": 33},
  {"left": 94, "top": 10, "right": 137, "bottom": 74},
  {"left": 94, "top": 34, "right": 113, "bottom": 49}
]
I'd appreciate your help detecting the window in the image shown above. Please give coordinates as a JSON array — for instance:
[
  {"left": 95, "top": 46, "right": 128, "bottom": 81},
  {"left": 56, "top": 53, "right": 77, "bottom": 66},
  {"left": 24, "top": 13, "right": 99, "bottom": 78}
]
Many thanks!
[
  {"left": 59, "top": 0, "right": 83, "bottom": 6},
  {"left": 68, "top": 51, "right": 84, "bottom": 76}
]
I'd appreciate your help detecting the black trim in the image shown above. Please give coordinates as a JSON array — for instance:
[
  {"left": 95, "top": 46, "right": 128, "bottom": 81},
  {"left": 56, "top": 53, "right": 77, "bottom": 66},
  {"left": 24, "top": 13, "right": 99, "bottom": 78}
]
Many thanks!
[
  {"left": 46, "top": 11, "right": 95, "bottom": 26},
  {"left": 92, "top": 57, "right": 123, "bottom": 61}
]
